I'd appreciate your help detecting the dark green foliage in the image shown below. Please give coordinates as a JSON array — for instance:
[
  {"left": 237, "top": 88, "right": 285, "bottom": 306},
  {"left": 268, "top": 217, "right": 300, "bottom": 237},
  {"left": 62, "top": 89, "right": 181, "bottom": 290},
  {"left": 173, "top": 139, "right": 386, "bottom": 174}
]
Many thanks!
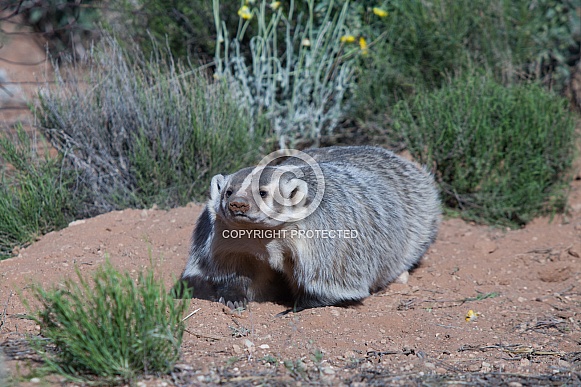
[
  {"left": 352, "top": 0, "right": 580, "bottom": 119},
  {"left": 6, "top": 0, "right": 101, "bottom": 59},
  {"left": 26, "top": 261, "right": 190, "bottom": 384},
  {"left": 118, "top": 0, "right": 243, "bottom": 62},
  {"left": 392, "top": 75, "right": 576, "bottom": 227},
  {"left": 37, "top": 37, "right": 269, "bottom": 212},
  {"left": 531, "top": 0, "right": 581, "bottom": 91},
  {"left": 0, "top": 126, "right": 79, "bottom": 259}
]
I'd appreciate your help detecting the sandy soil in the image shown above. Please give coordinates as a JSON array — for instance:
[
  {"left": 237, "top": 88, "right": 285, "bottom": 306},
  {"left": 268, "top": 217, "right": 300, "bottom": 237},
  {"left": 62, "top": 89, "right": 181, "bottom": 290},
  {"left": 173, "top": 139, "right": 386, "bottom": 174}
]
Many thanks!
[
  {"left": 1, "top": 15, "right": 581, "bottom": 387},
  {"left": 0, "top": 177, "right": 581, "bottom": 385}
]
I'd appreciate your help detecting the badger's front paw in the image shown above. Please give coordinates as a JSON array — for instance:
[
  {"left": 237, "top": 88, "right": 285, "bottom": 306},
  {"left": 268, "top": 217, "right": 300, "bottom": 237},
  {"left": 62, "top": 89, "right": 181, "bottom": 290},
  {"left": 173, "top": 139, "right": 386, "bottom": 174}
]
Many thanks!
[{"left": 218, "top": 297, "right": 248, "bottom": 313}]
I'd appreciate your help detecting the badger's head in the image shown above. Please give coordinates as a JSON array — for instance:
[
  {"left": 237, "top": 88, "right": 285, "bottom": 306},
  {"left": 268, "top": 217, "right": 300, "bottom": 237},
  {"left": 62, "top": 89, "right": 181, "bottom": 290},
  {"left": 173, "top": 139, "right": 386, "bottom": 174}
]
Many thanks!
[{"left": 210, "top": 165, "right": 314, "bottom": 228}]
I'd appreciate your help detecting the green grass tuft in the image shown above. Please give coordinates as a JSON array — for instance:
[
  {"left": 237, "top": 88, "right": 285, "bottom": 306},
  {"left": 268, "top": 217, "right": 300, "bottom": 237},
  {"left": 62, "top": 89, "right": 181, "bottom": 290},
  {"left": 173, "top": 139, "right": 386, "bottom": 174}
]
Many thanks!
[
  {"left": 0, "top": 126, "right": 78, "bottom": 259},
  {"left": 25, "top": 261, "right": 191, "bottom": 384},
  {"left": 392, "top": 74, "right": 576, "bottom": 227}
]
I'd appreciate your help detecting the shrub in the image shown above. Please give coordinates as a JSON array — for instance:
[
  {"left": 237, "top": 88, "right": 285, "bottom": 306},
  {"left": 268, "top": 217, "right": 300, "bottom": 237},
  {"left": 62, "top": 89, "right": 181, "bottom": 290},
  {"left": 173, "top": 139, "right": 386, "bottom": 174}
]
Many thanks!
[
  {"left": 0, "top": 126, "right": 79, "bottom": 259},
  {"left": 213, "top": 0, "right": 358, "bottom": 148},
  {"left": 37, "top": 36, "right": 269, "bottom": 212},
  {"left": 391, "top": 74, "right": 576, "bottom": 227},
  {"left": 110, "top": 0, "right": 243, "bottom": 63},
  {"left": 25, "top": 261, "right": 190, "bottom": 384},
  {"left": 5, "top": 0, "right": 101, "bottom": 59},
  {"left": 352, "top": 0, "right": 581, "bottom": 122}
]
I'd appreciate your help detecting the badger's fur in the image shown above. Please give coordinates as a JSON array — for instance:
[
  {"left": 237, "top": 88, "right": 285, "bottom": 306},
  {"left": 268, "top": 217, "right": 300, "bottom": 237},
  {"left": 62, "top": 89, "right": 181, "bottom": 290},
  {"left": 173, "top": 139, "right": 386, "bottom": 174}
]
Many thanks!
[{"left": 176, "top": 146, "right": 441, "bottom": 310}]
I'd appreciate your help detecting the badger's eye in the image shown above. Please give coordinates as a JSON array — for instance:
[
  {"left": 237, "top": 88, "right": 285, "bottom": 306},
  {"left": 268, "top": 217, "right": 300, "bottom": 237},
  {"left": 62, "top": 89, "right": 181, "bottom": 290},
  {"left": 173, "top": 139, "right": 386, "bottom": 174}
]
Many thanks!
[
  {"left": 259, "top": 190, "right": 268, "bottom": 198},
  {"left": 225, "top": 190, "right": 233, "bottom": 198}
]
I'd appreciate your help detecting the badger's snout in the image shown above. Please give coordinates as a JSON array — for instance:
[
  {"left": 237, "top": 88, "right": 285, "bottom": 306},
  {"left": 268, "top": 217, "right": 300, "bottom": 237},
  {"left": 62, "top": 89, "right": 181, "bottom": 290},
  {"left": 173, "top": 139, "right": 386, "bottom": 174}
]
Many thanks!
[{"left": 228, "top": 198, "right": 250, "bottom": 215}]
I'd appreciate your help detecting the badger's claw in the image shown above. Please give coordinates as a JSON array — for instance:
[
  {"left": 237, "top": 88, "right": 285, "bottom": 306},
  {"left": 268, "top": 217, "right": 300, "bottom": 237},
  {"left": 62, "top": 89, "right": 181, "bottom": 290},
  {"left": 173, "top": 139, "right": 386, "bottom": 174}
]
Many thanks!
[{"left": 219, "top": 297, "right": 248, "bottom": 312}]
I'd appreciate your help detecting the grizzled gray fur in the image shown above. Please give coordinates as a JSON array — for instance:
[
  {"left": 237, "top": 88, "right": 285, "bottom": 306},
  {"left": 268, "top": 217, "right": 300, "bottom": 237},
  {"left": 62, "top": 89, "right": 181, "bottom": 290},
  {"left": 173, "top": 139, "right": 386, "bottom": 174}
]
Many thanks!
[{"left": 175, "top": 146, "right": 441, "bottom": 310}]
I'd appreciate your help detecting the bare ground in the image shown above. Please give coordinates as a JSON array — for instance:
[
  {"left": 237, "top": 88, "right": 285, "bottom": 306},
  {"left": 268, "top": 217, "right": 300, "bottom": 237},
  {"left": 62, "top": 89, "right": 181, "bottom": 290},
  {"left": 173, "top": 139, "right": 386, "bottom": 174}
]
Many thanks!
[
  {"left": 1, "top": 18, "right": 581, "bottom": 387},
  {"left": 1, "top": 178, "right": 581, "bottom": 386}
]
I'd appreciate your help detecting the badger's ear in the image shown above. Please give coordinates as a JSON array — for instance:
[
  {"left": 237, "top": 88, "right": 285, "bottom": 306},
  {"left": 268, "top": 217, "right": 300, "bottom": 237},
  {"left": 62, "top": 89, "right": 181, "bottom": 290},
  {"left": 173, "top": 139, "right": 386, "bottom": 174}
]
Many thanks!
[
  {"left": 280, "top": 178, "right": 308, "bottom": 205},
  {"left": 210, "top": 174, "right": 226, "bottom": 201}
]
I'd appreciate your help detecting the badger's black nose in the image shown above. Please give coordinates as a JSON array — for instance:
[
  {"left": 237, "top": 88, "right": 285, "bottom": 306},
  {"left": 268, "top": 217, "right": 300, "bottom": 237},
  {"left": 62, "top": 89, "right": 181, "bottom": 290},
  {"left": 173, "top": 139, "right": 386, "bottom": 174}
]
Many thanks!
[{"left": 229, "top": 199, "right": 250, "bottom": 214}]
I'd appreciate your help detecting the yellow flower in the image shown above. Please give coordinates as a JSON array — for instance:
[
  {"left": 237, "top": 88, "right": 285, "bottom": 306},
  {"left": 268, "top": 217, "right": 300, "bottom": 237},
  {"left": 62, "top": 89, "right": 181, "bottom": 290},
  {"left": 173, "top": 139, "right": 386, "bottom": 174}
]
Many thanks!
[
  {"left": 340, "top": 35, "right": 356, "bottom": 43},
  {"left": 238, "top": 5, "right": 253, "bottom": 20},
  {"left": 373, "top": 7, "right": 388, "bottom": 17},
  {"left": 359, "top": 37, "right": 368, "bottom": 55},
  {"left": 465, "top": 309, "right": 479, "bottom": 322},
  {"left": 270, "top": 1, "right": 281, "bottom": 10}
]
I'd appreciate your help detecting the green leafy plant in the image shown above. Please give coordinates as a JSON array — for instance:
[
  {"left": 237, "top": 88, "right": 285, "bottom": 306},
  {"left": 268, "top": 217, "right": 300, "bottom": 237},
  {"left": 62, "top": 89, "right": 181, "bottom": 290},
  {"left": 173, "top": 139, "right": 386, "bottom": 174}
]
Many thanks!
[
  {"left": 392, "top": 74, "right": 576, "bottom": 227},
  {"left": 24, "top": 261, "right": 191, "bottom": 384}
]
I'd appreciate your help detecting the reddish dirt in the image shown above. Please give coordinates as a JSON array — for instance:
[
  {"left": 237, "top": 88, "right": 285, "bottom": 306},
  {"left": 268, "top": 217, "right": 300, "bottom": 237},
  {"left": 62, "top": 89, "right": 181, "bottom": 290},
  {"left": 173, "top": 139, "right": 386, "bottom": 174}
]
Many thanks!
[
  {"left": 1, "top": 16, "right": 581, "bottom": 386},
  {"left": 1, "top": 180, "right": 581, "bottom": 385}
]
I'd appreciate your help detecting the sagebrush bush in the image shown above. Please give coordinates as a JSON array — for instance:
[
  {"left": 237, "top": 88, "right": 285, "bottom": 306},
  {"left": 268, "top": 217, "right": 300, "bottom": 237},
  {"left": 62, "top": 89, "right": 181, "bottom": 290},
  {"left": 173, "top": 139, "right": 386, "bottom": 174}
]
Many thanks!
[
  {"left": 214, "top": 0, "right": 357, "bottom": 148},
  {"left": 26, "top": 261, "right": 190, "bottom": 384},
  {"left": 0, "top": 126, "right": 79, "bottom": 259},
  {"left": 392, "top": 75, "right": 576, "bottom": 227},
  {"left": 37, "top": 37, "right": 269, "bottom": 212}
]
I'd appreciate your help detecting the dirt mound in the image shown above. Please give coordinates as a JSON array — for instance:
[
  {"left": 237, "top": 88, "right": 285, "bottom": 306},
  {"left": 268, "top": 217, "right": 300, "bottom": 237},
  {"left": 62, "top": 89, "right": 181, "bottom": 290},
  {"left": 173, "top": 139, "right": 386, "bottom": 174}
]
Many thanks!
[{"left": 1, "top": 180, "right": 581, "bottom": 384}]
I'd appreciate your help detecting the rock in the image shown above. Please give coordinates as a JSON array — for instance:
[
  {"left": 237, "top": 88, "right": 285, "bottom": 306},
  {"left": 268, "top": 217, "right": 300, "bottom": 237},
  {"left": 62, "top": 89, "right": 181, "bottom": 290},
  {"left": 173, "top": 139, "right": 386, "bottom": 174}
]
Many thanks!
[
  {"left": 395, "top": 271, "right": 409, "bottom": 284},
  {"left": 481, "top": 362, "right": 493, "bottom": 372},
  {"left": 321, "top": 366, "right": 335, "bottom": 375},
  {"left": 68, "top": 219, "right": 86, "bottom": 227}
]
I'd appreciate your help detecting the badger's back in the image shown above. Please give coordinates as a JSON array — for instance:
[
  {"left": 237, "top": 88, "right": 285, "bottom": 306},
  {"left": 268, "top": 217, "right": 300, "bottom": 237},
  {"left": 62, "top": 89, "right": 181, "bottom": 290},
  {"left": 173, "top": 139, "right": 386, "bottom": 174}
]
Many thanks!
[{"left": 280, "top": 146, "right": 441, "bottom": 306}]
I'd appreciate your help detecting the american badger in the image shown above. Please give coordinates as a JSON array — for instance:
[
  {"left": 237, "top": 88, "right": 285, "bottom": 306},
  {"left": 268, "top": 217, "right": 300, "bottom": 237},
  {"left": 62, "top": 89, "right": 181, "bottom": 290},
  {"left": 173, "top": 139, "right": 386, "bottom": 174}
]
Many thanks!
[{"left": 175, "top": 146, "right": 441, "bottom": 310}]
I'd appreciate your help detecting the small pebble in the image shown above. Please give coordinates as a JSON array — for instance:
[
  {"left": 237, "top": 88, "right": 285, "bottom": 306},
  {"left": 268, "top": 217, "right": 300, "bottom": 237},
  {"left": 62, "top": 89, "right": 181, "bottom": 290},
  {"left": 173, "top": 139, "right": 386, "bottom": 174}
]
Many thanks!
[{"left": 322, "top": 366, "right": 335, "bottom": 375}]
